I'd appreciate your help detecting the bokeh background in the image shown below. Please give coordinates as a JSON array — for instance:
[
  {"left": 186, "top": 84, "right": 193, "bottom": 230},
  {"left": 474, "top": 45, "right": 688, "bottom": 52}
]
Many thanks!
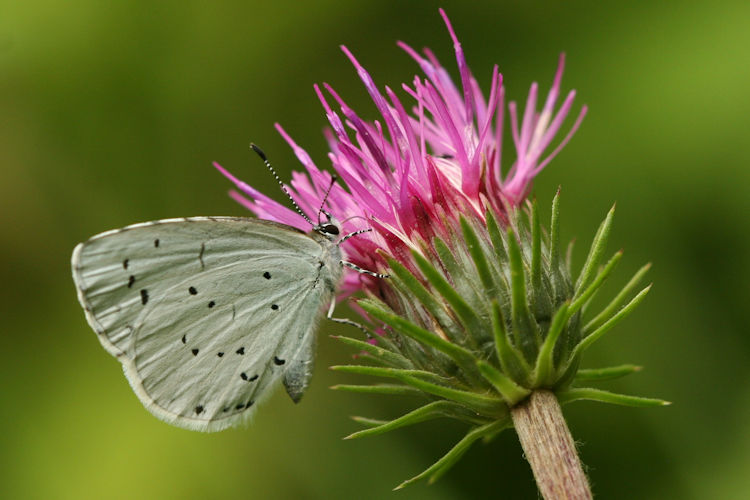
[{"left": 2, "top": 1, "right": 749, "bottom": 498}]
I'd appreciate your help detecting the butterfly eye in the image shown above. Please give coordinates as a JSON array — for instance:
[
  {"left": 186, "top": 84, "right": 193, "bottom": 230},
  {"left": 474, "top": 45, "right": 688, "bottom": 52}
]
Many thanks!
[{"left": 322, "top": 224, "right": 340, "bottom": 236}]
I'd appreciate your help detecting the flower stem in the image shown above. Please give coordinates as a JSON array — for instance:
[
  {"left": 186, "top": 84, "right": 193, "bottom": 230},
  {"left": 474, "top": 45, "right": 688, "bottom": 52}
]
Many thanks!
[{"left": 511, "top": 390, "right": 592, "bottom": 499}]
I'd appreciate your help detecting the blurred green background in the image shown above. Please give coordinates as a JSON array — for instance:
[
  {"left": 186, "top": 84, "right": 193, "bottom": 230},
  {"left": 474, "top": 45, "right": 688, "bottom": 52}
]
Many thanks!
[{"left": 2, "top": 1, "right": 749, "bottom": 498}]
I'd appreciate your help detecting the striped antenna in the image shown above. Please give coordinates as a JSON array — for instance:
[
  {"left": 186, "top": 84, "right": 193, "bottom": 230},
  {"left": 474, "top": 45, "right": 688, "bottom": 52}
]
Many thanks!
[
  {"left": 250, "top": 143, "right": 313, "bottom": 226},
  {"left": 317, "top": 174, "right": 338, "bottom": 225}
]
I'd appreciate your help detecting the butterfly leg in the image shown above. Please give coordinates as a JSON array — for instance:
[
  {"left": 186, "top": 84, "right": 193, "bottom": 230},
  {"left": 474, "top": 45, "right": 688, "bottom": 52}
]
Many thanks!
[
  {"left": 337, "top": 228, "right": 372, "bottom": 245},
  {"left": 341, "top": 260, "right": 390, "bottom": 279},
  {"left": 337, "top": 229, "right": 391, "bottom": 277},
  {"left": 326, "top": 299, "right": 372, "bottom": 338}
]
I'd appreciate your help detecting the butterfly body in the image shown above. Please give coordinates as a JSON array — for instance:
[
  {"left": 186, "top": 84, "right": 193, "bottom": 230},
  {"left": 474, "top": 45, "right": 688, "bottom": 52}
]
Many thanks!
[{"left": 72, "top": 216, "right": 343, "bottom": 432}]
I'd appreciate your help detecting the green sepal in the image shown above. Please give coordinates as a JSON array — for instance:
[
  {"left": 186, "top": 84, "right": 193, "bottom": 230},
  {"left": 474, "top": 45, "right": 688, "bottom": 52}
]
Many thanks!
[
  {"left": 356, "top": 296, "right": 455, "bottom": 374},
  {"left": 575, "top": 204, "right": 615, "bottom": 293},
  {"left": 412, "top": 249, "right": 485, "bottom": 348},
  {"left": 530, "top": 199, "right": 542, "bottom": 291},
  {"left": 387, "top": 258, "right": 463, "bottom": 344},
  {"left": 585, "top": 263, "right": 651, "bottom": 333},
  {"left": 490, "top": 300, "right": 531, "bottom": 383},
  {"left": 554, "top": 354, "right": 581, "bottom": 391},
  {"left": 558, "top": 387, "right": 670, "bottom": 407},
  {"left": 460, "top": 216, "right": 499, "bottom": 294},
  {"left": 358, "top": 299, "right": 484, "bottom": 385},
  {"left": 330, "top": 384, "right": 424, "bottom": 397},
  {"left": 330, "top": 335, "right": 412, "bottom": 369},
  {"left": 330, "top": 365, "right": 447, "bottom": 384},
  {"left": 507, "top": 227, "right": 541, "bottom": 359},
  {"left": 485, "top": 209, "right": 510, "bottom": 267},
  {"left": 528, "top": 200, "right": 553, "bottom": 323},
  {"left": 569, "top": 250, "right": 622, "bottom": 316},
  {"left": 548, "top": 189, "right": 569, "bottom": 303},
  {"left": 476, "top": 360, "right": 530, "bottom": 406},
  {"left": 532, "top": 302, "right": 571, "bottom": 386},
  {"left": 574, "top": 364, "right": 642, "bottom": 382},
  {"left": 395, "top": 375, "right": 502, "bottom": 414},
  {"left": 549, "top": 189, "right": 562, "bottom": 269},
  {"left": 575, "top": 284, "right": 652, "bottom": 357},
  {"left": 484, "top": 209, "right": 512, "bottom": 307},
  {"left": 350, "top": 416, "right": 388, "bottom": 427},
  {"left": 394, "top": 418, "right": 511, "bottom": 490},
  {"left": 344, "top": 400, "right": 469, "bottom": 439},
  {"left": 433, "top": 236, "right": 484, "bottom": 312},
  {"left": 331, "top": 365, "right": 503, "bottom": 414}
]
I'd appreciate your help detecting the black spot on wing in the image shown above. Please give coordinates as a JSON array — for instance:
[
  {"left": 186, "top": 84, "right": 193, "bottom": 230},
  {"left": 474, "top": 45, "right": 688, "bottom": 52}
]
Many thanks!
[
  {"left": 236, "top": 347, "right": 245, "bottom": 355},
  {"left": 198, "top": 243, "right": 205, "bottom": 270},
  {"left": 208, "top": 301, "right": 215, "bottom": 308},
  {"left": 248, "top": 374, "right": 258, "bottom": 382},
  {"left": 140, "top": 289, "right": 149, "bottom": 305},
  {"left": 189, "top": 286, "right": 197, "bottom": 295},
  {"left": 217, "top": 352, "right": 224, "bottom": 357},
  {"left": 154, "top": 238, "right": 160, "bottom": 248},
  {"left": 195, "top": 405, "right": 203, "bottom": 414},
  {"left": 123, "top": 259, "right": 129, "bottom": 270},
  {"left": 274, "top": 356, "right": 285, "bottom": 366},
  {"left": 263, "top": 271, "right": 271, "bottom": 279},
  {"left": 235, "top": 400, "right": 254, "bottom": 410},
  {"left": 192, "top": 348, "right": 199, "bottom": 356},
  {"left": 271, "top": 304, "right": 279, "bottom": 310},
  {"left": 127, "top": 275, "right": 135, "bottom": 288},
  {"left": 240, "top": 372, "right": 248, "bottom": 381},
  {"left": 181, "top": 334, "right": 186, "bottom": 344}
]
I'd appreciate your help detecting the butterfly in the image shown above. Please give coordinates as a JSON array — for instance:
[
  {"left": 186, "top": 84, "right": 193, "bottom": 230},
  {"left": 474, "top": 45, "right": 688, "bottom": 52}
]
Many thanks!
[{"left": 71, "top": 145, "right": 383, "bottom": 432}]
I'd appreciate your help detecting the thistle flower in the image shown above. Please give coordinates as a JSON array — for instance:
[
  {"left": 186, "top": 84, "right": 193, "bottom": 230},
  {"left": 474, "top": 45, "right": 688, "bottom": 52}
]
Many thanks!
[
  {"left": 216, "top": 8, "right": 666, "bottom": 494},
  {"left": 215, "top": 9, "right": 585, "bottom": 296}
]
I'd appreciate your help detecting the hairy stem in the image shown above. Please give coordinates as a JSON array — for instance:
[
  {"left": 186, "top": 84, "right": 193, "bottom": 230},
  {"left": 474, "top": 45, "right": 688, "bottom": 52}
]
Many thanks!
[{"left": 511, "top": 390, "right": 592, "bottom": 499}]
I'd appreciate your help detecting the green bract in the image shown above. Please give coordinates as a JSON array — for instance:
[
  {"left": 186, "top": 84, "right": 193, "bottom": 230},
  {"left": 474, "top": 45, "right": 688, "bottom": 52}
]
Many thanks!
[{"left": 331, "top": 192, "right": 667, "bottom": 488}]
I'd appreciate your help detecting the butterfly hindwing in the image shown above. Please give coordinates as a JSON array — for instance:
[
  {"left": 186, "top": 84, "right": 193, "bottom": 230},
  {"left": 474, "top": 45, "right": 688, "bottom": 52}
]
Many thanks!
[{"left": 72, "top": 217, "right": 340, "bottom": 431}]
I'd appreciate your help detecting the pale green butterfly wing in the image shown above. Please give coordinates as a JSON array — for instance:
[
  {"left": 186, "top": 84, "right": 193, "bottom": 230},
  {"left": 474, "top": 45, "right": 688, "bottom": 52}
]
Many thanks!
[{"left": 72, "top": 217, "right": 341, "bottom": 432}]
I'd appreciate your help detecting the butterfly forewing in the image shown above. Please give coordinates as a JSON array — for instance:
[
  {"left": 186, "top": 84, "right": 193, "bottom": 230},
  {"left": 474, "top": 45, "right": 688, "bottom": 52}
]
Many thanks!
[{"left": 72, "top": 217, "right": 339, "bottom": 431}]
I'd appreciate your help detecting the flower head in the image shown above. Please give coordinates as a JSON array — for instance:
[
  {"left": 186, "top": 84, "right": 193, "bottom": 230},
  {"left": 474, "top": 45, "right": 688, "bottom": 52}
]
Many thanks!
[
  {"left": 215, "top": 9, "right": 586, "bottom": 295},
  {"left": 215, "top": 9, "right": 661, "bottom": 489}
]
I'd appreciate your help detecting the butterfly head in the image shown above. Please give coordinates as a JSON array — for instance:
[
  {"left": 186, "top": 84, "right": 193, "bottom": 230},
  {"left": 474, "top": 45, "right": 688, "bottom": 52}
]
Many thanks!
[{"left": 313, "top": 211, "right": 340, "bottom": 241}]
